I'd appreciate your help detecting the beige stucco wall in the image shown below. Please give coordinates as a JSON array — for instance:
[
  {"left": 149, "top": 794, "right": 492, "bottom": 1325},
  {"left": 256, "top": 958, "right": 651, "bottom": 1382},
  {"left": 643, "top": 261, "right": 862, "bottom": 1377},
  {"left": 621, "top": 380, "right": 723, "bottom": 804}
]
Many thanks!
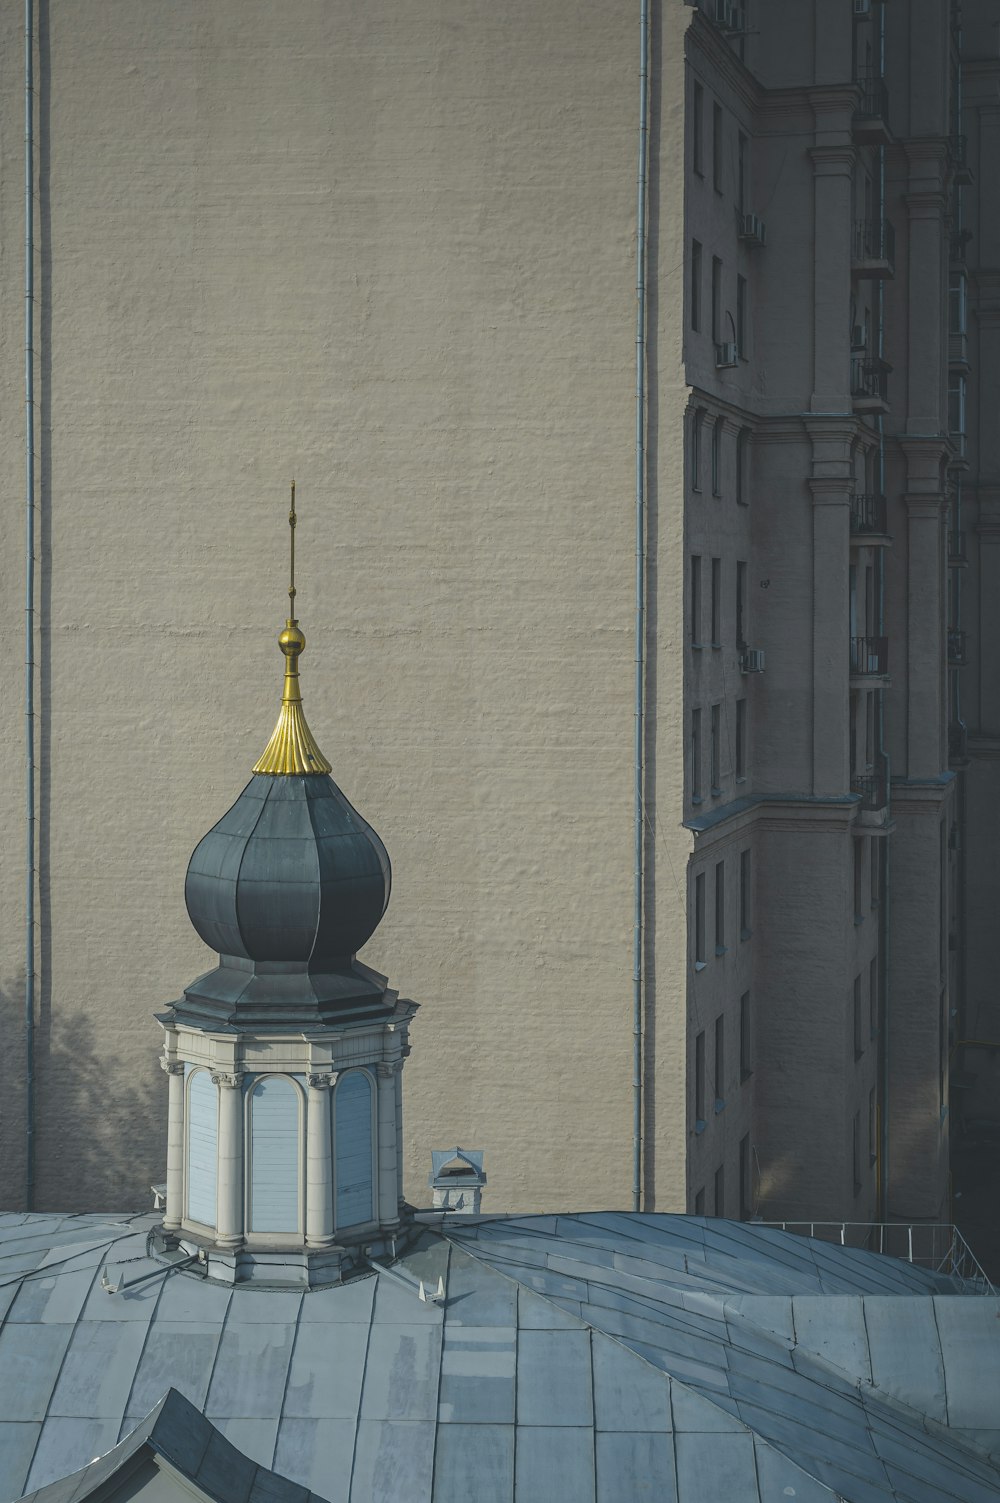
[{"left": 0, "top": 0, "right": 689, "bottom": 1214}]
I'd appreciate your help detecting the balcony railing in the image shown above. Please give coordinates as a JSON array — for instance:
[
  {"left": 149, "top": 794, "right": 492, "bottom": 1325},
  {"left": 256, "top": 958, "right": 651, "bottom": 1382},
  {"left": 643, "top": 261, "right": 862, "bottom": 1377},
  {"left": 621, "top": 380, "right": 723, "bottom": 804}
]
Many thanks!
[
  {"left": 850, "top": 634, "right": 888, "bottom": 676},
  {"left": 758, "top": 1221, "right": 995, "bottom": 1294},
  {"left": 854, "top": 71, "right": 890, "bottom": 136},
  {"left": 948, "top": 530, "right": 967, "bottom": 566},
  {"left": 851, "top": 357, "right": 890, "bottom": 411},
  {"left": 852, "top": 217, "right": 895, "bottom": 275},
  {"left": 947, "top": 628, "right": 968, "bottom": 667},
  {"left": 949, "top": 719, "right": 969, "bottom": 764},
  {"left": 951, "top": 132, "right": 974, "bottom": 186},
  {"left": 851, "top": 755, "right": 889, "bottom": 812},
  {"left": 850, "top": 492, "right": 888, "bottom": 536}
]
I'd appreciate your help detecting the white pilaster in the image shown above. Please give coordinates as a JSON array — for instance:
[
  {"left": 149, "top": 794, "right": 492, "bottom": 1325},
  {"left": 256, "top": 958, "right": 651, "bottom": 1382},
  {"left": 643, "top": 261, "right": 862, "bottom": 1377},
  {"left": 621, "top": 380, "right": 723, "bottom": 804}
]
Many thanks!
[
  {"left": 161, "top": 1058, "right": 185, "bottom": 1232},
  {"left": 213, "top": 1071, "right": 244, "bottom": 1249},
  {"left": 306, "top": 1071, "right": 336, "bottom": 1247}
]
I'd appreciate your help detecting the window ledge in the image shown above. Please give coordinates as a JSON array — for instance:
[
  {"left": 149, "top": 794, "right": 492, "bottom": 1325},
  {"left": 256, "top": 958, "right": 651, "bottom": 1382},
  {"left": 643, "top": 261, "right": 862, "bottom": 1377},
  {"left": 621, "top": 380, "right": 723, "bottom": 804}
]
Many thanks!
[
  {"left": 740, "top": 1069, "right": 753, "bottom": 1084},
  {"left": 692, "top": 641, "right": 704, "bottom": 651},
  {"left": 710, "top": 642, "right": 722, "bottom": 650},
  {"left": 735, "top": 775, "right": 747, "bottom": 785},
  {"left": 694, "top": 960, "right": 707, "bottom": 973},
  {"left": 710, "top": 786, "right": 722, "bottom": 799},
  {"left": 692, "top": 795, "right": 704, "bottom": 806},
  {"left": 740, "top": 928, "right": 752, "bottom": 942},
  {"left": 715, "top": 944, "right": 727, "bottom": 957},
  {"left": 694, "top": 1118, "right": 707, "bottom": 1135},
  {"left": 854, "top": 915, "right": 865, "bottom": 926},
  {"left": 714, "top": 1098, "right": 726, "bottom": 1115}
]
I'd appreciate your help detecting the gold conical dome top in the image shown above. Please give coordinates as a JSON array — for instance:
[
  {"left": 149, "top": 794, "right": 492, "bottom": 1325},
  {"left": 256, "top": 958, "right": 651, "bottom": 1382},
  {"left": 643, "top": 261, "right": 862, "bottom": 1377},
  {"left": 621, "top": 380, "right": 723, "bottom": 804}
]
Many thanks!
[{"left": 252, "top": 484, "right": 333, "bottom": 775}]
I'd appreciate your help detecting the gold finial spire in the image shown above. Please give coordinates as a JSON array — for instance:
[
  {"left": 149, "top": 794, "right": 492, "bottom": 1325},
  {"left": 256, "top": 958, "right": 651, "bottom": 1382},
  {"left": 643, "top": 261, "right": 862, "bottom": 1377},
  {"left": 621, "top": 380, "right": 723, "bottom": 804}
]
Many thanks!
[{"left": 252, "top": 484, "right": 333, "bottom": 776}]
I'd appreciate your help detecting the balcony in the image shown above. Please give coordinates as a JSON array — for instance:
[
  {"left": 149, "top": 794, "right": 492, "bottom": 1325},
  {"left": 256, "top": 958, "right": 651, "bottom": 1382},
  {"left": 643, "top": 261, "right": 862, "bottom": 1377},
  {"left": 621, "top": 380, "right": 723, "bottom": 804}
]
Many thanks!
[
  {"left": 851, "top": 357, "right": 890, "bottom": 415},
  {"left": 853, "top": 72, "right": 891, "bottom": 145},
  {"left": 947, "top": 628, "right": 968, "bottom": 667},
  {"left": 852, "top": 217, "right": 895, "bottom": 279},
  {"left": 849, "top": 492, "right": 889, "bottom": 540},
  {"left": 851, "top": 755, "right": 889, "bottom": 817},
  {"left": 949, "top": 719, "right": 969, "bottom": 765},
  {"left": 948, "top": 530, "right": 968, "bottom": 567},
  {"left": 850, "top": 634, "right": 888, "bottom": 678}
]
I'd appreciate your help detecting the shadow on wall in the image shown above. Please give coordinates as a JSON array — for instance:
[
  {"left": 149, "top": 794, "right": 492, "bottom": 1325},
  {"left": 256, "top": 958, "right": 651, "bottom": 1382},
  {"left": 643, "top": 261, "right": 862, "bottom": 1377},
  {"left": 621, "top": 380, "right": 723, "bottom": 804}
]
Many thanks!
[{"left": 0, "top": 977, "right": 165, "bottom": 1214}]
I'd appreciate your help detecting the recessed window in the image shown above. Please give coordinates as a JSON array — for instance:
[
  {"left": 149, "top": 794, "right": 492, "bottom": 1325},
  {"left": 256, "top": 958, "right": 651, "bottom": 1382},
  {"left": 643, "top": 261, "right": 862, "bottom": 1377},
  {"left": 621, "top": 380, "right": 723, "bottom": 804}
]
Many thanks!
[
  {"left": 740, "top": 990, "right": 752, "bottom": 1079},
  {"left": 740, "top": 848, "right": 751, "bottom": 937},
  {"left": 711, "top": 418, "right": 723, "bottom": 496},
  {"left": 736, "top": 561, "right": 747, "bottom": 648},
  {"left": 694, "top": 1186, "right": 706, "bottom": 1215},
  {"left": 853, "top": 975, "right": 863, "bottom": 1059},
  {"left": 852, "top": 1111, "right": 862, "bottom": 1195},
  {"left": 691, "top": 555, "right": 702, "bottom": 647},
  {"left": 870, "top": 835, "right": 880, "bottom": 907},
  {"left": 691, "top": 239, "right": 702, "bottom": 331},
  {"left": 692, "top": 708, "right": 703, "bottom": 804},
  {"left": 869, "top": 956, "right": 879, "bottom": 1038},
  {"left": 949, "top": 267, "right": 967, "bottom": 335},
  {"left": 736, "top": 274, "right": 747, "bottom": 357},
  {"left": 714, "top": 1013, "right": 725, "bottom": 1109},
  {"left": 712, "top": 101, "right": 723, "bottom": 193},
  {"left": 868, "top": 1087, "right": 877, "bottom": 1165},
  {"left": 695, "top": 1029, "right": 706, "bottom": 1122},
  {"left": 692, "top": 407, "right": 704, "bottom": 491},
  {"left": 739, "top": 1133, "right": 751, "bottom": 1220},
  {"left": 853, "top": 840, "right": 864, "bottom": 922},
  {"left": 735, "top": 697, "right": 747, "bottom": 781},
  {"left": 693, "top": 81, "right": 704, "bottom": 176},
  {"left": 711, "top": 704, "right": 721, "bottom": 795},
  {"left": 714, "top": 1161, "right": 725, "bottom": 1217},
  {"left": 711, "top": 258, "right": 723, "bottom": 344},
  {"left": 737, "top": 130, "right": 747, "bottom": 216},
  {"left": 714, "top": 859, "right": 726, "bottom": 952},
  {"left": 695, "top": 873, "right": 706, "bottom": 967},
  {"left": 710, "top": 557, "right": 721, "bottom": 645},
  {"left": 736, "top": 427, "right": 750, "bottom": 506}
]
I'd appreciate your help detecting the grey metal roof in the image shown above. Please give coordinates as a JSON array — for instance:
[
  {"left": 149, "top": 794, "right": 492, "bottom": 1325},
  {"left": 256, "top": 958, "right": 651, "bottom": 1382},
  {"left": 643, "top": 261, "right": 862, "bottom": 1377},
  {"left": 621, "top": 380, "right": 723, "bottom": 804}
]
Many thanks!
[{"left": 1, "top": 1210, "right": 999, "bottom": 1503}]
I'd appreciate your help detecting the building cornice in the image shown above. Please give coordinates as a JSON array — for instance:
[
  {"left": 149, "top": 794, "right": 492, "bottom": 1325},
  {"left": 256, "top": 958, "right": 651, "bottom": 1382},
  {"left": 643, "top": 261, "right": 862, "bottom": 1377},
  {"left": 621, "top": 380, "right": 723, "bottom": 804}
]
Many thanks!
[{"left": 686, "top": 11, "right": 761, "bottom": 118}]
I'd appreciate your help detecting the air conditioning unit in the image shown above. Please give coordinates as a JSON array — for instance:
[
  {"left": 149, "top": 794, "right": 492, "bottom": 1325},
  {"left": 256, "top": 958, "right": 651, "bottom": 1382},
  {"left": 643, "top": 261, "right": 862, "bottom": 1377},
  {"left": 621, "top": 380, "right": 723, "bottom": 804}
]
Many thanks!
[
  {"left": 715, "top": 341, "right": 739, "bottom": 368},
  {"left": 854, "top": 0, "right": 872, "bottom": 14},
  {"left": 740, "top": 648, "right": 765, "bottom": 674},
  {"left": 851, "top": 325, "right": 867, "bottom": 351},
  {"left": 738, "top": 213, "right": 767, "bottom": 246}
]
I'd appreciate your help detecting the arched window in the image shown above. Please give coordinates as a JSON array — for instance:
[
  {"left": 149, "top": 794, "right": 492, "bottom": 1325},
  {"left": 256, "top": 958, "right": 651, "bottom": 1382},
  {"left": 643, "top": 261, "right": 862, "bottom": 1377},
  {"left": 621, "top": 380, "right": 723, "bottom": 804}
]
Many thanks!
[
  {"left": 186, "top": 1069, "right": 218, "bottom": 1229},
  {"left": 334, "top": 1071, "right": 375, "bottom": 1230},
  {"left": 248, "top": 1076, "right": 301, "bottom": 1234}
]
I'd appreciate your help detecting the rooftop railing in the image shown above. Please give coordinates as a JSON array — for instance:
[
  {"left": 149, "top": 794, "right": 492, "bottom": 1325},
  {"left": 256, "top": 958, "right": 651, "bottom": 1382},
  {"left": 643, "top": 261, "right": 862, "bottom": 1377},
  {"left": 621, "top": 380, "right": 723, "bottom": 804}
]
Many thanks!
[{"left": 758, "top": 1221, "right": 996, "bottom": 1294}]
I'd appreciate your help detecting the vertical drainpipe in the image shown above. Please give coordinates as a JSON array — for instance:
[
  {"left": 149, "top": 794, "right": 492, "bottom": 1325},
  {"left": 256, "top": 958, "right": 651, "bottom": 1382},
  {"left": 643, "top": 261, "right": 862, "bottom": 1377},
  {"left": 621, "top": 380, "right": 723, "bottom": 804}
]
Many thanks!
[
  {"left": 632, "top": 0, "right": 650, "bottom": 1213},
  {"left": 875, "top": 0, "right": 890, "bottom": 1222},
  {"left": 24, "top": 0, "right": 36, "bottom": 1212}
]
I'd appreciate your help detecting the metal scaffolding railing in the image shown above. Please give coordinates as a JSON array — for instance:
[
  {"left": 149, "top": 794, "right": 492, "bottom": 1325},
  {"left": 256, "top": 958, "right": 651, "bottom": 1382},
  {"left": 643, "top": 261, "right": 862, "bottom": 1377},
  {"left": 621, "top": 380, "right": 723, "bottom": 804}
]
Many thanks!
[{"left": 759, "top": 1220, "right": 996, "bottom": 1294}]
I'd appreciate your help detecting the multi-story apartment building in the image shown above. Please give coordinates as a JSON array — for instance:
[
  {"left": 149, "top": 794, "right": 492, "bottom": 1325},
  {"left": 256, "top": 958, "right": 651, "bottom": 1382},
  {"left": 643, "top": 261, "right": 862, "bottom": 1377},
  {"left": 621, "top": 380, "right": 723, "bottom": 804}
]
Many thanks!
[{"left": 0, "top": 0, "right": 993, "bottom": 1228}]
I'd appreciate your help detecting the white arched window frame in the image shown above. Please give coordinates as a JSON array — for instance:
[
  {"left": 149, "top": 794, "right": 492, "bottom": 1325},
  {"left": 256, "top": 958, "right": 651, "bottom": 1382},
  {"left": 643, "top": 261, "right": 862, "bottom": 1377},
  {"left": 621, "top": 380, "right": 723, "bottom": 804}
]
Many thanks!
[
  {"left": 185, "top": 1067, "right": 218, "bottom": 1230},
  {"left": 333, "top": 1069, "right": 377, "bottom": 1232},
  {"left": 244, "top": 1074, "right": 305, "bottom": 1238}
]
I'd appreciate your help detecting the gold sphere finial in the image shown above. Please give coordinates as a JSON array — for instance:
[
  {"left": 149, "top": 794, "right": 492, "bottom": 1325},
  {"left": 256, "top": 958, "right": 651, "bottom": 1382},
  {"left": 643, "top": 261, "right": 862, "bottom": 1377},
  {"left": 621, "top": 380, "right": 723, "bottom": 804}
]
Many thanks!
[{"left": 279, "top": 623, "right": 306, "bottom": 657}]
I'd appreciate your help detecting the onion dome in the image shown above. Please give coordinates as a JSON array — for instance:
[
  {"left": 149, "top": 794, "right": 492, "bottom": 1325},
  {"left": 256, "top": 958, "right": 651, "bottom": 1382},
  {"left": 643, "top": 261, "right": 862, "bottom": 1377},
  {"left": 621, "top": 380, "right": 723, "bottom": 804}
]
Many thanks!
[{"left": 171, "top": 489, "right": 392, "bottom": 1029}]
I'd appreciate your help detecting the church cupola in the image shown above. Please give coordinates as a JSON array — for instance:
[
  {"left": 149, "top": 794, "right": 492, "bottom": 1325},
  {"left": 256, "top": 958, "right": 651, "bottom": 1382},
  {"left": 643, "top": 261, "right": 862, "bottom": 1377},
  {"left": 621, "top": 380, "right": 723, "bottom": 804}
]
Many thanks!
[{"left": 156, "top": 490, "right": 414, "bottom": 1286}]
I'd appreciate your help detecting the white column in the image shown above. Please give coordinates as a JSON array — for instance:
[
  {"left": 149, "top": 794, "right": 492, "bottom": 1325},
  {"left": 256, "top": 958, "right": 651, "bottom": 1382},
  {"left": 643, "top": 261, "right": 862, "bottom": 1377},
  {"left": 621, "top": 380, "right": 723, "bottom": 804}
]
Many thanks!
[
  {"left": 161, "top": 1059, "right": 185, "bottom": 1232},
  {"left": 306, "top": 1072, "right": 335, "bottom": 1247},
  {"left": 213, "top": 1072, "right": 244, "bottom": 1249},
  {"left": 376, "top": 1063, "right": 400, "bottom": 1228}
]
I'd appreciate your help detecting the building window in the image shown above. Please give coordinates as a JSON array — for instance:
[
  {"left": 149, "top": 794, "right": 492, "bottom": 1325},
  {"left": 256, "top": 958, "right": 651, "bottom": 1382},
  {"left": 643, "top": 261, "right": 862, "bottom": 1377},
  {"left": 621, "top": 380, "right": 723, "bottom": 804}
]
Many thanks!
[
  {"left": 694, "top": 1186, "right": 705, "bottom": 1215},
  {"left": 736, "top": 560, "right": 747, "bottom": 648},
  {"left": 869, "top": 1087, "right": 878, "bottom": 1166},
  {"left": 691, "top": 239, "right": 702, "bottom": 331},
  {"left": 712, "top": 101, "right": 723, "bottom": 192},
  {"left": 249, "top": 1076, "right": 301, "bottom": 1235},
  {"left": 692, "top": 407, "right": 704, "bottom": 491},
  {"left": 737, "top": 130, "right": 747, "bottom": 216},
  {"left": 695, "top": 1029, "right": 706, "bottom": 1122},
  {"left": 739, "top": 1133, "right": 751, "bottom": 1220},
  {"left": 714, "top": 1014, "right": 725, "bottom": 1108},
  {"left": 853, "top": 841, "right": 864, "bottom": 922},
  {"left": 711, "top": 417, "right": 723, "bottom": 495},
  {"left": 853, "top": 975, "right": 863, "bottom": 1059},
  {"left": 740, "top": 848, "right": 751, "bottom": 937},
  {"left": 692, "top": 708, "right": 703, "bottom": 803},
  {"left": 869, "top": 956, "right": 879, "bottom": 1038},
  {"left": 714, "top": 1161, "right": 725, "bottom": 1217},
  {"left": 714, "top": 859, "right": 726, "bottom": 952},
  {"left": 691, "top": 555, "right": 702, "bottom": 647},
  {"left": 695, "top": 873, "right": 706, "bottom": 967},
  {"left": 335, "top": 1070, "right": 375, "bottom": 1230},
  {"left": 740, "top": 990, "right": 752, "bottom": 1079},
  {"left": 710, "top": 556, "right": 721, "bottom": 645},
  {"left": 949, "top": 373, "right": 966, "bottom": 455},
  {"left": 710, "top": 704, "right": 721, "bottom": 794},
  {"left": 711, "top": 257, "right": 722, "bottom": 343},
  {"left": 736, "top": 427, "right": 750, "bottom": 505},
  {"left": 186, "top": 1069, "right": 218, "bottom": 1230},
  {"left": 693, "top": 81, "right": 704, "bottom": 175},
  {"left": 736, "top": 274, "right": 747, "bottom": 357},
  {"left": 870, "top": 836, "right": 880, "bottom": 907},
  {"left": 735, "top": 697, "right": 747, "bottom": 780},
  {"left": 949, "top": 268, "right": 967, "bottom": 335},
  {"left": 852, "top": 1111, "right": 862, "bottom": 1195}
]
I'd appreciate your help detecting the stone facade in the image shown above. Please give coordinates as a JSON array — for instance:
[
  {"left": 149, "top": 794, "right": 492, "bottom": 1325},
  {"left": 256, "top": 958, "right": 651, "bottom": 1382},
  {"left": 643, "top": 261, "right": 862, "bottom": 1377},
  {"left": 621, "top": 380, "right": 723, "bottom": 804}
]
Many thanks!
[{"left": 0, "top": 0, "right": 991, "bottom": 1224}]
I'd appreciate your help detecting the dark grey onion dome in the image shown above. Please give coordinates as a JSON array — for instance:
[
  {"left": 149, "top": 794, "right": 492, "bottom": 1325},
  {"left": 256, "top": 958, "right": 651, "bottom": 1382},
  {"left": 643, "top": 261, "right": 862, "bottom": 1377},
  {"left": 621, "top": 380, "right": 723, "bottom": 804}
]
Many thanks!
[{"left": 185, "top": 773, "right": 390, "bottom": 965}]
